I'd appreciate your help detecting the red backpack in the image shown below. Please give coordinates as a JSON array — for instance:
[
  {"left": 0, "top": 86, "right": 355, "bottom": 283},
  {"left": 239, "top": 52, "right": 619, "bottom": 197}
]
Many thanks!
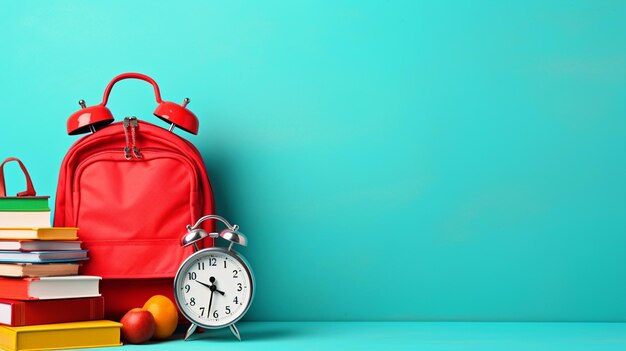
[{"left": 54, "top": 73, "right": 214, "bottom": 320}]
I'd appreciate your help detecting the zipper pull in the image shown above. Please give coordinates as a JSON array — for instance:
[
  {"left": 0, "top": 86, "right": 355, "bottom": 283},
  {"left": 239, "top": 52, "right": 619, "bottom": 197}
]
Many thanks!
[
  {"left": 122, "top": 117, "right": 132, "bottom": 160},
  {"left": 129, "top": 117, "right": 142, "bottom": 159}
]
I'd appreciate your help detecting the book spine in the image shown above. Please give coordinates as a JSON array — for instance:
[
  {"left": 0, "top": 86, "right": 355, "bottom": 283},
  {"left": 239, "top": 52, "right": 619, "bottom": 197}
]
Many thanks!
[
  {"left": 0, "top": 326, "right": 17, "bottom": 351},
  {"left": 18, "top": 297, "right": 105, "bottom": 326},
  {"left": 13, "top": 322, "right": 121, "bottom": 349},
  {"left": 14, "top": 301, "right": 24, "bottom": 326},
  {"left": 0, "top": 198, "right": 50, "bottom": 212},
  {"left": 0, "top": 279, "right": 30, "bottom": 300}
]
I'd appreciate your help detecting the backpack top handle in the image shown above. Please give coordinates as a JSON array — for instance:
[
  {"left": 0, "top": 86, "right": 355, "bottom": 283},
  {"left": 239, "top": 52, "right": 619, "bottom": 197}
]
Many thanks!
[{"left": 66, "top": 72, "right": 199, "bottom": 136}]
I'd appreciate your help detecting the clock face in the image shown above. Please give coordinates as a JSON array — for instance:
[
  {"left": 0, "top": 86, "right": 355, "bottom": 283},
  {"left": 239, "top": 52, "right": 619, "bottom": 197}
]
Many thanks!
[{"left": 174, "top": 248, "right": 254, "bottom": 328}]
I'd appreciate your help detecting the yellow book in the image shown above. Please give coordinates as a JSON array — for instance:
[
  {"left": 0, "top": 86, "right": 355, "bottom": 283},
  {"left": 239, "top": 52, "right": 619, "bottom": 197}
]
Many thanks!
[
  {"left": 0, "top": 228, "right": 78, "bottom": 241},
  {"left": 0, "top": 320, "right": 122, "bottom": 351}
]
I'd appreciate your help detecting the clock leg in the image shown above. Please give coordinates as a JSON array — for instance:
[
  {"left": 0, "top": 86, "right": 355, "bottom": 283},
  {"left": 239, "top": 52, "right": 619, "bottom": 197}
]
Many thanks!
[
  {"left": 185, "top": 323, "right": 198, "bottom": 341},
  {"left": 229, "top": 323, "right": 241, "bottom": 341}
]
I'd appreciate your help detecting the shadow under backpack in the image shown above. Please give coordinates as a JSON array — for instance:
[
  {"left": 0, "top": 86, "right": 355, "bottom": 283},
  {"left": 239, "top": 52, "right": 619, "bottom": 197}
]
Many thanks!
[{"left": 54, "top": 73, "right": 214, "bottom": 320}]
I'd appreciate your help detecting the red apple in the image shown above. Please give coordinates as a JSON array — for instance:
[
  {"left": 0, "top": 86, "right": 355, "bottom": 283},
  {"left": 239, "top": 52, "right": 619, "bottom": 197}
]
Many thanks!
[{"left": 120, "top": 308, "right": 156, "bottom": 344}]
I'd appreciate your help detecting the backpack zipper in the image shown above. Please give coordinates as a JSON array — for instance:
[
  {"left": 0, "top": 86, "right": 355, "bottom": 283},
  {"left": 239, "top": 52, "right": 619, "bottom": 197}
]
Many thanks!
[
  {"left": 122, "top": 117, "right": 132, "bottom": 160},
  {"left": 129, "top": 117, "right": 143, "bottom": 159},
  {"left": 122, "top": 117, "right": 143, "bottom": 160}
]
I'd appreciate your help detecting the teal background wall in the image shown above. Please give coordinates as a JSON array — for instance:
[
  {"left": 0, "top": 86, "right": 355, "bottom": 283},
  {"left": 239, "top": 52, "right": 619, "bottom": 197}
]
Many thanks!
[{"left": 0, "top": 1, "right": 625, "bottom": 322}]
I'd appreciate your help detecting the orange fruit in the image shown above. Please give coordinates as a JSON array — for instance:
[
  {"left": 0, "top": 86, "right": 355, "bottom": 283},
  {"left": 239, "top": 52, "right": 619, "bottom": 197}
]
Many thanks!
[{"left": 143, "top": 295, "right": 178, "bottom": 339}]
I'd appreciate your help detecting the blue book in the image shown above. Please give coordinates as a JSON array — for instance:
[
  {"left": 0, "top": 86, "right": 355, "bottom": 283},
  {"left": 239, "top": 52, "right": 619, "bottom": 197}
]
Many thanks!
[{"left": 0, "top": 250, "right": 88, "bottom": 263}]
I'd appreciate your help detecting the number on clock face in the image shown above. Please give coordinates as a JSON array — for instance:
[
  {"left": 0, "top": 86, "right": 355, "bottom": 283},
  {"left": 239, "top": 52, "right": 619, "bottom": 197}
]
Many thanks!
[{"left": 175, "top": 250, "right": 253, "bottom": 328}]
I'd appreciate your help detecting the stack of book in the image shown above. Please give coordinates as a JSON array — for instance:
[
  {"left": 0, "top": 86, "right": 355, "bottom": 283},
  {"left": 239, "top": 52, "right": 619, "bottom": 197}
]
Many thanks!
[
  {"left": 0, "top": 194, "right": 121, "bottom": 350},
  {"left": 0, "top": 193, "right": 87, "bottom": 278}
]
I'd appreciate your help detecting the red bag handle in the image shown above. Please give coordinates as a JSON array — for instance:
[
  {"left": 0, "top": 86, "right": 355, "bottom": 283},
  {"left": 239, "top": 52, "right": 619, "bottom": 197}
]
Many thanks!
[
  {"left": 100, "top": 72, "right": 163, "bottom": 106},
  {"left": 67, "top": 72, "right": 199, "bottom": 135},
  {"left": 0, "top": 157, "right": 37, "bottom": 197}
]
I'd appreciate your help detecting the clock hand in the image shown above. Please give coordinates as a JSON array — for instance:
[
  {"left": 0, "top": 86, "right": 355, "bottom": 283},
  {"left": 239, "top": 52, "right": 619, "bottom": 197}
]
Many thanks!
[
  {"left": 194, "top": 280, "right": 212, "bottom": 289},
  {"left": 206, "top": 276, "right": 216, "bottom": 314},
  {"left": 208, "top": 289, "right": 214, "bottom": 315}
]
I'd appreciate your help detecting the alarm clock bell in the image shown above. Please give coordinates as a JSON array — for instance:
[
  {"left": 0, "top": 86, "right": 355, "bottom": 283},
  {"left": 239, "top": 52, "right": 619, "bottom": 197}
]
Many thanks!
[{"left": 182, "top": 218, "right": 247, "bottom": 252}]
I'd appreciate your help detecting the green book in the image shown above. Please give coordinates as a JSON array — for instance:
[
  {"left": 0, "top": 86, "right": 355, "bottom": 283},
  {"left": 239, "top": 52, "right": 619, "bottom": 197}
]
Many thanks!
[{"left": 0, "top": 197, "right": 50, "bottom": 212}]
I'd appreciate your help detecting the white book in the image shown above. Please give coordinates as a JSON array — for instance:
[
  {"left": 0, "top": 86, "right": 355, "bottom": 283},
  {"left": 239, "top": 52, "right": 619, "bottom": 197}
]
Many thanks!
[
  {"left": 0, "top": 250, "right": 88, "bottom": 263},
  {"left": 0, "top": 240, "right": 82, "bottom": 251},
  {"left": 0, "top": 275, "right": 102, "bottom": 300},
  {"left": 0, "top": 211, "right": 50, "bottom": 228}
]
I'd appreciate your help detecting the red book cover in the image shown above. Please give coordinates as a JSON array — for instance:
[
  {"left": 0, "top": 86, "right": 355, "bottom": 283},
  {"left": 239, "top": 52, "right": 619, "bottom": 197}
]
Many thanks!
[
  {"left": 0, "top": 277, "right": 32, "bottom": 300},
  {"left": 0, "top": 296, "right": 104, "bottom": 326}
]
